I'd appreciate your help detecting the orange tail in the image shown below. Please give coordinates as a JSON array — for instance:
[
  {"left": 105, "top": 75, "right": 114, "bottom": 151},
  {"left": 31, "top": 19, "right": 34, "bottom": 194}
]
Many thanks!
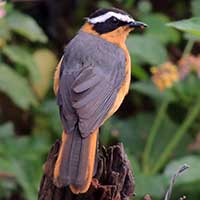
[{"left": 53, "top": 129, "right": 98, "bottom": 194}]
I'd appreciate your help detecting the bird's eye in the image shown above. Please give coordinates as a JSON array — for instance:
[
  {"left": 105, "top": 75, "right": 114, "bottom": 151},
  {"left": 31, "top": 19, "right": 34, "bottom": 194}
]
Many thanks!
[{"left": 111, "top": 17, "right": 118, "bottom": 23}]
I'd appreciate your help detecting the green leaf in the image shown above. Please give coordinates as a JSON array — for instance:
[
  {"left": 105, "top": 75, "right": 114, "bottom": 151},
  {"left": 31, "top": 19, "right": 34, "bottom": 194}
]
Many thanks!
[
  {"left": 100, "top": 113, "right": 153, "bottom": 160},
  {"left": 0, "top": 133, "right": 50, "bottom": 200},
  {"left": 137, "top": 0, "right": 152, "bottom": 14},
  {"left": 37, "top": 100, "right": 62, "bottom": 136},
  {"left": 135, "top": 174, "right": 168, "bottom": 198},
  {"left": 167, "top": 17, "right": 200, "bottom": 36},
  {"left": 0, "top": 64, "right": 38, "bottom": 109},
  {"left": 6, "top": 11, "right": 48, "bottom": 43},
  {"left": 127, "top": 35, "right": 168, "bottom": 65},
  {"left": 97, "top": 1, "right": 112, "bottom": 8},
  {"left": 127, "top": 153, "right": 141, "bottom": 175},
  {"left": 164, "top": 156, "right": 200, "bottom": 185},
  {"left": 124, "top": 0, "right": 135, "bottom": 9},
  {"left": 0, "top": 19, "right": 11, "bottom": 42},
  {"left": 173, "top": 75, "right": 200, "bottom": 104},
  {"left": 2, "top": 45, "right": 40, "bottom": 82},
  {"left": 104, "top": 113, "right": 154, "bottom": 160},
  {"left": 191, "top": 0, "right": 200, "bottom": 17},
  {"left": 141, "top": 13, "right": 180, "bottom": 44},
  {"left": 131, "top": 81, "right": 174, "bottom": 101},
  {"left": 184, "top": 33, "right": 200, "bottom": 41},
  {"left": 131, "top": 64, "right": 149, "bottom": 80},
  {"left": 32, "top": 49, "right": 57, "bottom": 100},
  {"left": 150, "top": 115, "right": 191, "bottom": 167},
  {"left": 12, "top": 160, "right": 37, "bottom": 200},
  {"left": 0, "top": 122, "right": 15, "bottom": 139}
]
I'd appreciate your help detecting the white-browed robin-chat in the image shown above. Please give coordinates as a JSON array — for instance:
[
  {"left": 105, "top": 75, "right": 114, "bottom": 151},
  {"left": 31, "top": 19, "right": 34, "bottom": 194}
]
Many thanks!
[{"left": 53, "top": 7, "right": 147, "bottom": 194}]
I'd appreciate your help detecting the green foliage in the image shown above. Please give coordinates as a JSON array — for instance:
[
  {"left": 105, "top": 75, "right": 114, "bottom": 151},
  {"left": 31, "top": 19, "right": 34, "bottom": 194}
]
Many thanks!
[
  {"left": 1, "top": 1, "right": 200, "bottom": 200},
  {"left": 141, "top": 13, "right": 180, "bottom": 44},
  {"left": 131, "top": 64, "right": 149, "bottom": 80},
  {"left": 0, "top": 5, "right": 57, "bottom": 199},
  {"left": 0, "top": 64, "right": 37, "bottom": 109},
  {"left": 167, "top": 17, "right": 200, "bottom": 36},
  {"left": 6, "top": 11, "right": 48, "bottom": 43},
  {"left": 0, "top": 122, "right": 50, "bottom": 200},
  {"left": 127, "top": 35, "right": 168, "bottom": 65},
  {"left": 32, "top": 49, "right": 58, "bottom": 100},
  {"left": 191, "top": 0, "right": 200, "bottom": 17},
  {"left": 2, "top": 45, "right": 39, "bottom": 82},
  {"left": 136, "top": 174, "right": 169, "bottom": 198},
  {"left": 165, "top": 156, "right": 200, "bottom": 185},
  {"left": 131, "top": 81, "right": 174, "bottom": 101}
]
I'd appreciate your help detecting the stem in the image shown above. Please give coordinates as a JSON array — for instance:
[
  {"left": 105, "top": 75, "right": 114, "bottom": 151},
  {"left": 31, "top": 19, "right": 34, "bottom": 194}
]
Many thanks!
[
  {"left": 142, "top": 100, "right": 169, "bottom": 173},
  {"left": 183, "top": 40, "right": 194, "bottom": 57},
  {"left": 151, "top": 96, "right": 200, "bottom": 175}
]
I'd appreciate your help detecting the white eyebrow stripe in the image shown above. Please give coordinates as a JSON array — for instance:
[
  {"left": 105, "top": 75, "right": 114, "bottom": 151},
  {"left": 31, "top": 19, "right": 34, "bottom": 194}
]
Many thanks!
[{"left": 87, "top": 11, "right": 135, "bottom": 24}]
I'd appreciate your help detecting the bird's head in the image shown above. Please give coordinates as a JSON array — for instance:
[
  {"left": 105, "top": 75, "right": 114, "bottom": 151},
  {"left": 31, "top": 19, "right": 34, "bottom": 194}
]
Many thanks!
[{"left": 82, "top": 8, "right": 147, "bottom": 45}]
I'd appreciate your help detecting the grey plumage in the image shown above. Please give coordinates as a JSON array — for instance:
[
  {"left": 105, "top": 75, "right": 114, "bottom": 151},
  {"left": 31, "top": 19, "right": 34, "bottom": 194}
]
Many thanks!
[
  {"left": 57, "top": 31, "right": 126, "bottom": 138},
  {"left": 55, "top": 30, "right": 126, "bottom": 187}
]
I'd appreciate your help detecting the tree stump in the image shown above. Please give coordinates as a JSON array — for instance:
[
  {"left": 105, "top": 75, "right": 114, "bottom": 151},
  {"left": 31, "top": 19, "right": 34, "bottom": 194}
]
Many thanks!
[{"left": 38, "top": 140, "right": 135, "bottom": 200}]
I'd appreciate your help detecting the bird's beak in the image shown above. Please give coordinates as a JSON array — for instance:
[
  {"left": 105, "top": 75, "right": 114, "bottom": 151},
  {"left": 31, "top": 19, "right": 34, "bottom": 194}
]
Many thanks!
[{"left": 128, "top": 21, "right": 148, "bottom": 29}]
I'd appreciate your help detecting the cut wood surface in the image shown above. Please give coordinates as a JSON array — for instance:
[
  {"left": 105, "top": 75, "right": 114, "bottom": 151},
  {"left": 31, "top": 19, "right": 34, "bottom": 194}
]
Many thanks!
[{"left": 38, "top": 140, "right": 135, "bottom": 200}]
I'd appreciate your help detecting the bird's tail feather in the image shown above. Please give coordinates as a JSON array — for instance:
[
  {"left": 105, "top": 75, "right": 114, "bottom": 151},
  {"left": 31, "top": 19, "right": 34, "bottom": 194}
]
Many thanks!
[{"left": 53, "top": 129, "right": 98, "bottom": 194}]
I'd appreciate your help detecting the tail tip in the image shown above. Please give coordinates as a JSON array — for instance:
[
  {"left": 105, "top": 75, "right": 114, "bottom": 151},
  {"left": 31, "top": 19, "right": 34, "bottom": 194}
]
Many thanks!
[
  {"left": 53, "top": 174, "right": 68, "bottom": 188},
  {"left": 70, "top": 183, "right": 91, "bottom": 194}
]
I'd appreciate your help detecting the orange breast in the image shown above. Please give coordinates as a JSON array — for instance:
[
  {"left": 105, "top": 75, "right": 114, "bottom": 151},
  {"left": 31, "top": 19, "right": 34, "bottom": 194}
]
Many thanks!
[{"left": 105, "top": 44, "right": 131, "bottom": 120}]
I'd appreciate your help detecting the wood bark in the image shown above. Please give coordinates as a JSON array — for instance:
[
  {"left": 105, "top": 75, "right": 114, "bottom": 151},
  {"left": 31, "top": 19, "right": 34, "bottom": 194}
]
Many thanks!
[{"left": 38, "top": 140, "right": 135, "bottom": 200}]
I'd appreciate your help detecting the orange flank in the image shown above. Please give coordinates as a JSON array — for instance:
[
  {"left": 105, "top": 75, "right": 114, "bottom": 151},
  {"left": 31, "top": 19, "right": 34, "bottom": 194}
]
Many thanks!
[
  {"left": 53, "top": 131, "right": 68, "bottom": 183},
  {"left": 54, "top": 56, "right": 63, "bottom": 96}
]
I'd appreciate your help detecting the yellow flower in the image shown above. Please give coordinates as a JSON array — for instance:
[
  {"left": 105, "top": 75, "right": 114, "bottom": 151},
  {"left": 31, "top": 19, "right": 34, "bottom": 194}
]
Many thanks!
[{"left": 151, "top": 62, "right": 179, "bottom": 91}]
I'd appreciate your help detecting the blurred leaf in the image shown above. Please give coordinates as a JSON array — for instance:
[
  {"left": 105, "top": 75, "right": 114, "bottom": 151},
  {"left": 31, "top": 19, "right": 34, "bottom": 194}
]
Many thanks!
[
  {"left": 184, "top": 33, "right": 200, "bottom": 41},
  {"left": 135, "top": 174, "right": 168, "bottom": 198},
  {"left": 131, "top": 64, "right": 149, "bottom": 80},
  {"left": 32, "top": 49, "right": 57, "bottom": 100},
  {"left": 0, "top": 179, "right": 17, "bottom": 199},
  {"left": 100, "top": 117, "right": 118, "bottom": 145},
  {"left": 0, "top": 64, "right": 38, "bottom": 109},
  {"left": 141, "top": 13, "right": 180, "bottom": 44},
  {"left": 127, "top": 152, "right": 141, "bottom": 175},
  {"left": 36, "top": 100, "right": 62, "bottom": 136},
  {"left": 150, "top": 115, "right": 191, "bottom": 167},
  {"left": 2, "top": 45, "right": 40, "bottom": 82},
  {"left": 0, "top": 122, "right": 14, "bottom": 139},
  {"left": 6, "top": 11, "right": 48, "bottom": 43},
  {"left": 173, "top": 75, "right": 200, "bottom": 104},
  {"left": 167, "top": 17, "right": 200, "bottom": 36},
  {"left": 164, "top": 156, "right": 200, "bottom": 185},
  {"left": 0, "top": 133, "right": 50, "bottom": 200},
  {"left": 104, "top": 113, "right": 154, "bottom": 160},
  {"left": 131, "top": 81, "right": 174, "bottom": 101},
  {"left": 100, "top": 113, "right": 153, "bottom": 160},
  {"left": 12, "top": 160, "right": 36, "bottom": 200},
  {"left": 127, "top": 35, "right": 168, "bottom": 65},
  {"left": 138, "top": 0, "right": 152, "bottom": 14},
  {"left": 124, "top": 0, "right": 135, "bottom": 9},
  {"left": 97, "top": 1, "right": 112, "bottom": 8},
  {"left": 191, "top": 0, "right": 200, "bottom": 17},
  {"left": 0, "top": 19, "right": 11, "bottom": 44}
]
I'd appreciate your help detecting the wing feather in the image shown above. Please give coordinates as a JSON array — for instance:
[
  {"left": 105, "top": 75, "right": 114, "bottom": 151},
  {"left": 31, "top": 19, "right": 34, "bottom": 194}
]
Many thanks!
[{"left": 57, "top": 31, "right": 126, "bottom": 138}]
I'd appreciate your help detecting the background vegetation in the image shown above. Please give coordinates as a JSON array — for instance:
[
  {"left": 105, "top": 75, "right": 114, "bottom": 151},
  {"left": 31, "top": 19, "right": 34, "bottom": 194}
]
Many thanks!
[{"left": 0, "top": 0, "right": 200, "bottom": 199}]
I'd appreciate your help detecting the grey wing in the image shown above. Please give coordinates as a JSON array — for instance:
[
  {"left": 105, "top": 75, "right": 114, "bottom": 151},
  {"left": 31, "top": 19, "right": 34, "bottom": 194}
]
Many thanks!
[{"left": 58, "top": 61, "right": 125, "bottom": 138}]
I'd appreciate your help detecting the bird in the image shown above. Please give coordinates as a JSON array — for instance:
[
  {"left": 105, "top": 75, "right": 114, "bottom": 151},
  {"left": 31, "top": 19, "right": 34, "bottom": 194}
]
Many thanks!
[{"left": 53, "top": 7, "right": 147, "bottom": 194}]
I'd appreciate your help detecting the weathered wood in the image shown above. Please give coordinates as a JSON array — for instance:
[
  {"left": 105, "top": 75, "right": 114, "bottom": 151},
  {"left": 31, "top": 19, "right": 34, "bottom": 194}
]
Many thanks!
[{"left": 38, "top": 140, "right": 135, "bottom": 200}]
